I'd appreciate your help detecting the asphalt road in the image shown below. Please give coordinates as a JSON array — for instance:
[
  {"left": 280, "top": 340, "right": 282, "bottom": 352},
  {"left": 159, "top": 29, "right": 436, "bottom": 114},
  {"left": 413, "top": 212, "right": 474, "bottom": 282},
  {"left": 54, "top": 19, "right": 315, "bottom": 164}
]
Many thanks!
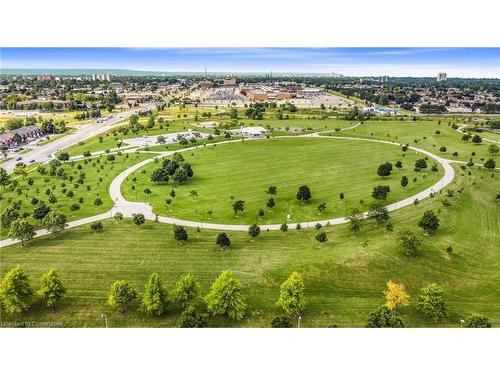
[{"left": 2, "top": 104, "right": 153, "bottom": 173}]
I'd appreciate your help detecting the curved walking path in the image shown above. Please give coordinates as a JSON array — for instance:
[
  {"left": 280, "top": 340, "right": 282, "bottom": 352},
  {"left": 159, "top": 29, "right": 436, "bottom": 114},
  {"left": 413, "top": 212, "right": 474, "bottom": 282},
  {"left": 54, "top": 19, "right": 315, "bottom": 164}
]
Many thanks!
[
  {"left": 0, "top": 129, "right": 464, "bottom": 247},
  {"left": 107, "top": 134, "right": 456, "bottom": 231},
  {"left": 456, "top": 124, "right": 500, "bottom": 145}
]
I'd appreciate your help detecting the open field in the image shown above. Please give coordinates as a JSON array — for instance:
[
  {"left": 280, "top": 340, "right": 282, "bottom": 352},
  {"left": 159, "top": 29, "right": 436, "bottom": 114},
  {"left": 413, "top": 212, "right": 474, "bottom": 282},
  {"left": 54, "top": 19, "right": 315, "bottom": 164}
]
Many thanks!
[
  {"left": 122, "top": 137, "right": 444, "bottom": 224},
  {"left": 239, "top": 118, "right": 354, "bottom": 133},
  {"left": 1, "top": 165, "right": 497, "bottom": 327},
  {"left": 0, "top": 153, "right": 152, "bottom": 238},
  {"left": 329, "top": 119, "right": 497, "bottom": 163},
  {"left": 60, "top": 119, "right": 200, "bottom": 156}
]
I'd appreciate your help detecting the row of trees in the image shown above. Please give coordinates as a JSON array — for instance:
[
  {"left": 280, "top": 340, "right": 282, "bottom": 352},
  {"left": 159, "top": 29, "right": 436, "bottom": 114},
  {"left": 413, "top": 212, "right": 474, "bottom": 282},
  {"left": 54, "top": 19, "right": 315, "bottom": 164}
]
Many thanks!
[
  {"left": 366, "top": 279, "right": 491, "bottom": 328},
  {"left": 106, "top": 270, "right": 305, "bottom": 327},
  {"left": 1, "top": 204, "right": 68, "bottom": 246},
  {"left": 0, "top": 266, "right": 66, "bottom": 314}
]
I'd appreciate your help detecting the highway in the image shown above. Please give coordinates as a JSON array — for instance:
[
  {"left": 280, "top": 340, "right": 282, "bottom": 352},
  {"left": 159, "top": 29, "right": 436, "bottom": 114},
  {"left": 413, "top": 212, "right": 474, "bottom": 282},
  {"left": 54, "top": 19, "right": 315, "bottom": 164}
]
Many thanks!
[{"left": 2, "top": 104, "right": 153, "bottom": 173}]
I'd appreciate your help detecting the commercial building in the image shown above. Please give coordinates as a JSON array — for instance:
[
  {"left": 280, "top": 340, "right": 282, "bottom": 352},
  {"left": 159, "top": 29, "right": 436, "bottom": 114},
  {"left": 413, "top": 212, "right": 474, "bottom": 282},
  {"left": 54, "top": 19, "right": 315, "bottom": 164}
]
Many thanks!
[
  {"left": 242, "top": 85, "right": 295, "bottom": 101},
  {"left": 437, "top": 72, "right": 448, "bottom": 82},
  {"left": 222, "top": 76, "right": 237, "bottom": 86},
  {"left": 36, "top": 75, "right": 54, "bottom": 81},
  {"left": 199, "top": 80, "right": 214, "bottom": 89}
]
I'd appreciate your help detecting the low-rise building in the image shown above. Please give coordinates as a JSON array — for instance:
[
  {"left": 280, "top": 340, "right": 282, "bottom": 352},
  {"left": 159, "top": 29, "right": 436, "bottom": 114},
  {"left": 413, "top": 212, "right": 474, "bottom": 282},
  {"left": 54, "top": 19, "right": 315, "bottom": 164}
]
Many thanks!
[
  {"left": 0, "top": 125, "right": 46, "bottom": 148},
  {"left": 236, "top": 126, "right": 268, "bottom": 138}
]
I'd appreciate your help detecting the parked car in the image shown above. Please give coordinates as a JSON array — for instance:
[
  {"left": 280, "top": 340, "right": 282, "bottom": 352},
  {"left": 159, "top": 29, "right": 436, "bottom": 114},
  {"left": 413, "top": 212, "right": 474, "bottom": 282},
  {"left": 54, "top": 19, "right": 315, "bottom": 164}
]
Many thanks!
[{"left": 15, "top": 156, "right": 22, "bottom": 161}]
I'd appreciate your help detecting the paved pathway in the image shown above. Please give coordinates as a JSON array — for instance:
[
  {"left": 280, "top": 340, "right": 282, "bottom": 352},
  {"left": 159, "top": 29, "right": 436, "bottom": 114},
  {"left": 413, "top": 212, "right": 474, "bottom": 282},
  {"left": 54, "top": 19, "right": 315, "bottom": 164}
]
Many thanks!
[
  {"left": 0, "top": 129, "right": 466, "bottom": 247},
  {"left": 456, "top": 124, "right": 500, "bottom": 145},
  {"left": 2, "top": 104, "right": 154, "bottom": 174}
]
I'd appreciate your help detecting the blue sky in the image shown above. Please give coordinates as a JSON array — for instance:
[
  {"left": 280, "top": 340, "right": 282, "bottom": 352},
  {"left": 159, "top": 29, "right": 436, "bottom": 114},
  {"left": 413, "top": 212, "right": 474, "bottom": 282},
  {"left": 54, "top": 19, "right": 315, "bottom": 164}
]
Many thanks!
[{"left": 1, "top": 48, "right": 499, "bottom": 77}]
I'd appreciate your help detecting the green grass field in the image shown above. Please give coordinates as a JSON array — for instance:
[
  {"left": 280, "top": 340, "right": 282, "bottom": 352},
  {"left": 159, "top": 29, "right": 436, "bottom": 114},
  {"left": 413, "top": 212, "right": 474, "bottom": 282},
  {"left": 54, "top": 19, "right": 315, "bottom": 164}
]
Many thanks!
[
  {"left": 122, "top": 137, "right": 443, "bottom": 224},
  {"left": 0, "top": 153, "right": 151, "bottom": 238},
  {"left": 61, "top": 119, "right": 201, "bottom": 156},
  {"left": 1, "top": 165, "right": 497, "bottom": 328},
  {"left": 330, "top": 120, "right": 497, "bottom": 163}
]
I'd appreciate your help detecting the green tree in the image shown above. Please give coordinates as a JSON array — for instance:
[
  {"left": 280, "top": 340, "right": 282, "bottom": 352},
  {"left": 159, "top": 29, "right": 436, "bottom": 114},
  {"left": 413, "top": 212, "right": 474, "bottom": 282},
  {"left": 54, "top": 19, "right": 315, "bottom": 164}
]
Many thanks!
[
  {"left": 266, "top": 185, "right": 277, "bottom": 195},
  {"left": 377, "top": 162, "right": 393, "bottom": 177},
  {"left": 204, "top": 270, "right": 246, "bottom": 320},
  {"left": 108, "top": 280, "right": 137, "bottom": 313},
  {"left": 232, "top": 200, "right": 245, "bottom": 215},
  {"left": 132, "top": 213, "right": 145, "bottom": 227},
  {"left": 271, "top": 316, "right": 292, "bottom": 328},
  {"left": 173, "top": 274, "right": 201, "bottom": 308},
  {"left": 179, "top": 306, "right": 208, "bottom": 328},
  {"left": 418, "top": 210, "right": 440, "bottom": 235},
  {"left": 368, "top": 202, "right": 390, "bottom": 225},
  {"left": 248, "top": 224, "right": 260, "bottom": 238},
  {"left": 216, "top": 232, "right": 231, "bottom": 249},
  {"left": 397, "top": 228, "right": 422, "bottom": 256},
  {"left": 471, "top": 134, "right": 482, "bottom": 144},
  {"left": 415, "top": 159, "right": 428, "bottom": 169},
  {"left": 151, "top": 167, "right": 170, "bottom": 184},
  {"left": 372, "top": 185, "right": 391, "bottom": 200},
  {"left": 42, "top": 211, "right": 67, "bottom": 235},
  {"left": 315, "top": 232, "right": 328, "bottom": 243},
  {"left": 38, "top": 269, "right": 66, "bottom": 311},
  {"left": 141, "top": 273, "right": 169, "bottom": 316},
  {"left": 173, "top": 225, "right": 188, "bottom": 243},
  {"left": 266, "top": 197, "right": 275, "bottom": 210},
  {"left": 366, "top": 305, "right": 405, "bottom": 328},
  {"left": 483, "top": 158, "right": 496, "bottom": 169},
  {"left": 296, "top": 185, "right": 311, "bottom": 201},
  {"left": 276, "top": 272, "right": 306, "bottom": 317},
  {"left": 33, "top": 201, "right": 51, "bottom": 222},
  {"left": 346, "top": 206, "right": 364, "bottom": 234},
  {"left": 8, "top": 219, "right": 35, "bottom": 246},
  {"left": 1, "top": 205, "right": 19, "bottom": 229},
  {"left": 0, "top": 265, "right": 34, "bottom": 314},
  {"left": 417, "top": 283, "right": 447, "bottom": 321},
  {"left": 0, "top": 167, "right": 10, "bottom": 190},
  {"left": 463, "top": 313, "right": 491, "bottom": 328},
  {"left": 90, "top": 221, "right": 104, "bottom": 233},
  {"left": 488, "top": 144, "right": 499, "bottom": 154},
  {"left": 401, "top": 175, "right": 409, "bottom": 187}
]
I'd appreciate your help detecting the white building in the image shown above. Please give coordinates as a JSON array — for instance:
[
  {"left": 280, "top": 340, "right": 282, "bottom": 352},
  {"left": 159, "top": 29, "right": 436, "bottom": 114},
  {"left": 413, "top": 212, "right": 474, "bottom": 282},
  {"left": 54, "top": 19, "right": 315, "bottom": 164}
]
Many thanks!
[
  {"left": 237, "top": 126, "right": 268, "bottom": 138},
  {"left": 437, "top": 72, "right": 448, "bottom": 82}
]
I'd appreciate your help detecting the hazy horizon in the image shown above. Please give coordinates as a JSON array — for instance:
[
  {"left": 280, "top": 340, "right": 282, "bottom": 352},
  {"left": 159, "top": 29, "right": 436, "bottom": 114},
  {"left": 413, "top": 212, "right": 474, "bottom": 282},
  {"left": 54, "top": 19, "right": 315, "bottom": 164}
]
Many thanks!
[{"left": 1, "top": 48, "right": 499, "bottom": 78}]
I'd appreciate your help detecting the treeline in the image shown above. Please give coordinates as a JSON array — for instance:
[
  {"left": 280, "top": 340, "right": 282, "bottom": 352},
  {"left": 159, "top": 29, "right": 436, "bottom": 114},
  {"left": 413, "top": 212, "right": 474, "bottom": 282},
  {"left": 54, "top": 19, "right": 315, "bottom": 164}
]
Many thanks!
[{"left": 419, "top": 104, "right": 448, "bottom": 114}]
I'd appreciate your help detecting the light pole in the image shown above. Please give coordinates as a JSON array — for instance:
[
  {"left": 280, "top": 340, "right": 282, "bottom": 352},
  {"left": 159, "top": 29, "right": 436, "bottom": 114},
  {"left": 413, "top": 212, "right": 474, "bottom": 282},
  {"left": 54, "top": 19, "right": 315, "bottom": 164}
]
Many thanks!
[
  {"left": 101, "top": 313, "right": 108, "bottom": 328},
  {"left": 297, "top": 315, "right": 302, "bottom": 328}
]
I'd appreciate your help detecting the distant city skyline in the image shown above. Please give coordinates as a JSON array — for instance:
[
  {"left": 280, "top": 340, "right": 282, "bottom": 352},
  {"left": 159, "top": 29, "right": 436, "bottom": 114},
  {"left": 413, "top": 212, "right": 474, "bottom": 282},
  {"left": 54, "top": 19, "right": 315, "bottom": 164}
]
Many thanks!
[{"left": 1, "top": 48, "right": 499, "bottom": 78}]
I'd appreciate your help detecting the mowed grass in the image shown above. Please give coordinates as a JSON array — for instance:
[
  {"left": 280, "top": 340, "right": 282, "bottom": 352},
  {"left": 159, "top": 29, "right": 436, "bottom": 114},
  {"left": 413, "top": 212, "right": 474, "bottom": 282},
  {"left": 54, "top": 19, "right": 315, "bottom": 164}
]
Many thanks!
[
  {"left": 331, "top": 120, "right": 497, "bottom": 163},
  {"left": 122, "top": 137, "right": 443, "bottom": 224},
  {"left": 0, "top": 153, "right": 152, "bottom": 238},
  {"left": 62, "top": 119, "right": 200, "bottom": 156},
  {"left": 0, "top": 165, "right": 498, "bottom": 327},
  {"left": 239, "top": 118, "right": 355, "bottom": 132}
]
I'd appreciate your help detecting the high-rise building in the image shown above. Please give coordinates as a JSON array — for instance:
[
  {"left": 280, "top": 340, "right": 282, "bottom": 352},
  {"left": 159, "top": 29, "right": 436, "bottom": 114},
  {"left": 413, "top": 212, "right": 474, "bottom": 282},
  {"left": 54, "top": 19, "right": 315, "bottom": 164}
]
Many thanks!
[
  {"left": 437, "top": 72, "right": 447, "bottom": 82},
  {"left": 379, "top": 76, "right": 389, "bottom": 82}
]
